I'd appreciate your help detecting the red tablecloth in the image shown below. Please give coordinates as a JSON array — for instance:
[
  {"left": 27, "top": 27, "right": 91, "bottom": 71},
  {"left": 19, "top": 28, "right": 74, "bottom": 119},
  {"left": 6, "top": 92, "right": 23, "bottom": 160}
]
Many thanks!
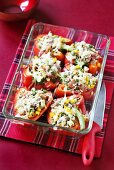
[{"left": 0, "top": 0, "right": 114, "bottom": 170}]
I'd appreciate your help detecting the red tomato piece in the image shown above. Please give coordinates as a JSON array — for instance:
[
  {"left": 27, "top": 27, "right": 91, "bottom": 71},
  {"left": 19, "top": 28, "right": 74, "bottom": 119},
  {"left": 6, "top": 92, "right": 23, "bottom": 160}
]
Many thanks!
[
  {"left": 89, "top": 63, "right": 98, "bottom": 75},
  {"left": 45, "top": 81, "right": 59, "bottom": 91},
  {"left": 52, "top": 51, "right": 65, "bottom": 62},
  {"left": 89, "top": 56, "right": 103, "bottom": 75}
]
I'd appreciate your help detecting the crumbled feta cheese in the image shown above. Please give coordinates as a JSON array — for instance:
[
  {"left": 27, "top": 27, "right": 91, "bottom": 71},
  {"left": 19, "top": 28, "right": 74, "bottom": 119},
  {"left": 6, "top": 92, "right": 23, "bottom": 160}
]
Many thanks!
[{"left": 30, "top": 52, "right": 61, "bottom": 83}]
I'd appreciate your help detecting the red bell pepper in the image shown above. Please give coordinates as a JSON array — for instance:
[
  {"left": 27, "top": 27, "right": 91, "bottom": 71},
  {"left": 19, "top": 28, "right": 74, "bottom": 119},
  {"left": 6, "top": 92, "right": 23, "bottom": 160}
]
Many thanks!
[
  {"left": 33, "top": 33, "right": 72, "bottom": 62},
  {"left": 14, "top": 87, "right": 53, "bottom": 121},
  {"left": 22, "top": 66, "right": 59, "bottom": 91},
  {"left": 47, "top": 94, "right": 87, "bottom": 130}
]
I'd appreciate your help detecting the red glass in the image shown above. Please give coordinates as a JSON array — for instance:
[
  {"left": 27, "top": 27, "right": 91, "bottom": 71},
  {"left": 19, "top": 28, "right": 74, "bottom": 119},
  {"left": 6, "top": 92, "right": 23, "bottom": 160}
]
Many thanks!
[{"left": 0, "top": 0, "right": 39, "bottom": 21}]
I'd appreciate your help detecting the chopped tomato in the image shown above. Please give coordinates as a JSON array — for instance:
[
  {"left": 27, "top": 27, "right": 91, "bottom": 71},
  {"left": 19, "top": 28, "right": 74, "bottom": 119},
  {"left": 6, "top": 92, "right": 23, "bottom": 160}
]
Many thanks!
[
  {"left": 52, "top": 51, "right": 65, "bottom": 62},
  {"left": 45, "top": 81, "right": 59, "bottom": 91},
  {"left": 89, "top": 57, "right": 102, "bottom": 75},
  {"left": 89, "top": 63, "right": 98, "bottom": 75}
]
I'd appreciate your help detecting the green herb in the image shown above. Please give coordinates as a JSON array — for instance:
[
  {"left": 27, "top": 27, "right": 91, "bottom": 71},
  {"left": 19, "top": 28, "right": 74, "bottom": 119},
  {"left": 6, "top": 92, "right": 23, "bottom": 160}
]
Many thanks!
[{"left": 89, "top": 45, "right": 94, "bottom": 48}]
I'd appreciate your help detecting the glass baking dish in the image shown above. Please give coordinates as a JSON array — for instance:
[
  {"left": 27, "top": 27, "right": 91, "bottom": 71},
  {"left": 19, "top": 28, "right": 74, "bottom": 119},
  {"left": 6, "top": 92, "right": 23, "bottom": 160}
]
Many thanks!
[{"left": 2, "top": 23, "right": 110, "bottom": 139}]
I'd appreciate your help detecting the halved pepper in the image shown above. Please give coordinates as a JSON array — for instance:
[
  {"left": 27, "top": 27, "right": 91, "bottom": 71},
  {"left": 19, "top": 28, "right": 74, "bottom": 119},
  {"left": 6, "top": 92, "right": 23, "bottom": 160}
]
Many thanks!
[
  {"left": 33, "top": 33, "right": 73, "bottom": 62},
  {"left": 22, "top": 66, "right": 59, "bottom": 91},
  {"left": 47, "top": 94, "right": 87, "bottom": 130},
  {"left": 13, "top": 87, "right": 53, "bottom": 121}
]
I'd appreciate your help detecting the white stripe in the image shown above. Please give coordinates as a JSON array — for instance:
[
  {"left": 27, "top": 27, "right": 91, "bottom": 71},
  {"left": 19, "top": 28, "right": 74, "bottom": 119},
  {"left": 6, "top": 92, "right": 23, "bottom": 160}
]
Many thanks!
[
  {"left": 68, "top": 29, "right": 75, "bottom": 40},
  {"left": 69, "top": 138, "right": 75, "bottom": 152},
  {"left": 95, "top": 36, "right": 102, "bottom": 49},
  {"left": 37, "top": 129, "right": 45, "bottom": 144},
  {"left": 104, "top": 75, "right": 114, "bottom": 81},
  {"left": 0, "top": 119, "right": 9, "bottom": 135}
]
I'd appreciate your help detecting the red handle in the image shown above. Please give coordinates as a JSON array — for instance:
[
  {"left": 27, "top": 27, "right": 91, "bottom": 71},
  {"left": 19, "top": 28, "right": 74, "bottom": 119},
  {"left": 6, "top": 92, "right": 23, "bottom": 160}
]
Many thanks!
[{"left": 82, "top": 122, "right": 101, "bottom": 166}]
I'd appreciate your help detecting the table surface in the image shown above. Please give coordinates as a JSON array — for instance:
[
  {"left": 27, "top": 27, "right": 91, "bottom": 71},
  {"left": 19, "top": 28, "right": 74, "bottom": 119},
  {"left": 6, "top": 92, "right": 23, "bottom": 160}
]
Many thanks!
[{"left": 0, "top": 0, "right": 114, "bottom": 169}]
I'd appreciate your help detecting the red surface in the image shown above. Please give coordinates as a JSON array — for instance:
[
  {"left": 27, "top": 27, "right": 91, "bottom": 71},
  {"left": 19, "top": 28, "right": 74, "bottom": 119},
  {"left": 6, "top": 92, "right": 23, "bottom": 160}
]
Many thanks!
[{"left": 0, "top": 0, "right": 114, "bottom": 169}]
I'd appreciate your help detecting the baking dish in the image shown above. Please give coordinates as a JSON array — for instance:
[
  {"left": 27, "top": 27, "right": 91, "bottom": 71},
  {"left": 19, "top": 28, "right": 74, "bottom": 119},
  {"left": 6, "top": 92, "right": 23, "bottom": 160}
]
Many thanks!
[{"left": 1, "top": 23, "right": 110, "bottom": 138}]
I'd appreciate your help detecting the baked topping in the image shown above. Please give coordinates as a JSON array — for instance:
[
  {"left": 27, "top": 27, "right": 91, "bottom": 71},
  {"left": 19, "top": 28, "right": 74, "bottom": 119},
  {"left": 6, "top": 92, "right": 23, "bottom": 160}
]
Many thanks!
[
  {"left": 14, "top": 88, "right": 52, "bottom": 119},
  {"left": 60, "top": 64, "right": 98, "bottom": 92},
  {"left": 48, "top": 95, "right": 88, "bottom": 130},
  {"left": 29, "top": 52, "right": 61, "bottom": 83}
]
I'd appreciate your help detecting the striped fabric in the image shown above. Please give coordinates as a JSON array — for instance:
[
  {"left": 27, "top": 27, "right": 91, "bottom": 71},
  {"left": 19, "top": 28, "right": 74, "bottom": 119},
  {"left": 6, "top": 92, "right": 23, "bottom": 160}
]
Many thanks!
[{"left": 0, "top": 20, "right": 114, "bottom": 158}]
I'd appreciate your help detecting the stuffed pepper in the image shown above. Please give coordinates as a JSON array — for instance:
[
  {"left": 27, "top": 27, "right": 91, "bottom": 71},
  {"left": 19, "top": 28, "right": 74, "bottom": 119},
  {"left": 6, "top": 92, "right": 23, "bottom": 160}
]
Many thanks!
[
  {"left": 64, "top": 41, "right": 103, "bottom": 75},
  {"left": 22, "top": 52, "right": 61, "bottom": 90},
  {"left": 54, "top": 64, "right": 98, "bottom": 100},
  {"left": 34, "top": 32, "right": 72, "bottom": 62},
  {"left": 47, "top": 94, "right": 88, "bottom": 130},
  {"left": 14, "top": 87, "right": 53, "bottom": 120}
]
